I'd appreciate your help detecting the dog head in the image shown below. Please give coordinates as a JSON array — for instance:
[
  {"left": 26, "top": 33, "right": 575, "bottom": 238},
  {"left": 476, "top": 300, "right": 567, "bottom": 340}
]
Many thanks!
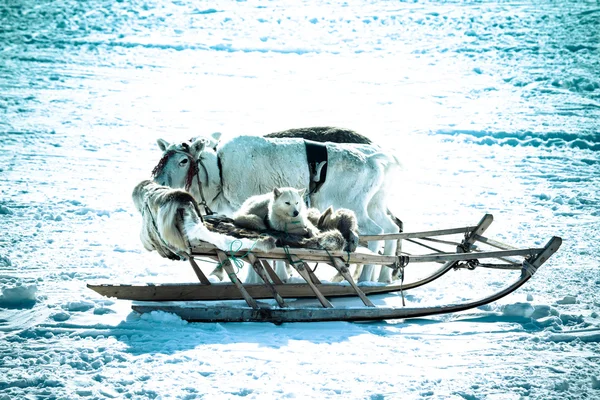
[{"left": 272, "top": 187, "right": 306, "bottom": 218}]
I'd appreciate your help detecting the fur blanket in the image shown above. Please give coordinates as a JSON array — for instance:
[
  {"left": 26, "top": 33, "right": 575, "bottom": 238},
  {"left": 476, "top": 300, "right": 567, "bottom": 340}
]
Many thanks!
[
  {"left": 132, "top": 180, "right": 355, "bottom": 261},
  {"left": 203, "top": 214, "right": 348, "bottom": 252},
  {"left": 133, "top": 180, "right": 276, "bottom": 260}
]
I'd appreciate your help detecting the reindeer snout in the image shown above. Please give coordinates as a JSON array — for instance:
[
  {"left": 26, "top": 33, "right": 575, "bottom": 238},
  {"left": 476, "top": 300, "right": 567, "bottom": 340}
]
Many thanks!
[{"left": 293, "top": 210, "right": 299, "bottom": 217}]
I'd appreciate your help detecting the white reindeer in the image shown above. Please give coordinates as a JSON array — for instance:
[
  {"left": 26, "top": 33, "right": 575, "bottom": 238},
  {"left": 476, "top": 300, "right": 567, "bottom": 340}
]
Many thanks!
[{"left": 152, "top": 132, "right": 401, "bottom": 282}]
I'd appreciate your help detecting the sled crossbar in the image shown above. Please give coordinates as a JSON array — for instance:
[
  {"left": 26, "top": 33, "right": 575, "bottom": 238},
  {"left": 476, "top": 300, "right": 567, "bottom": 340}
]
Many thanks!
[
  {"left": 359, "top": 225, "right": 479, "bottom": 241},
  {"left": 130, "top": 237, "right": 562, "bottom": 324}
]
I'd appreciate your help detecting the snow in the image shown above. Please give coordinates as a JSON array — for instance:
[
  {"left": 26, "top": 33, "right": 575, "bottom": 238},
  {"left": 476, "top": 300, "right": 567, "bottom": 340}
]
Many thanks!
[
  {"left": 0, "top": 278, "right": 38, "bottom": 309},
  {"left": 1, "top": 0, "right": 599, "bottom": 398}
]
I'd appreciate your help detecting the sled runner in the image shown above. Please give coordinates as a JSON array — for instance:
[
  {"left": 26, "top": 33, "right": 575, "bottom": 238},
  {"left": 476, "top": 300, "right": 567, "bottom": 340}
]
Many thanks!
[{"left": 88, "top": 214, "right": 561, "bottom": 323}]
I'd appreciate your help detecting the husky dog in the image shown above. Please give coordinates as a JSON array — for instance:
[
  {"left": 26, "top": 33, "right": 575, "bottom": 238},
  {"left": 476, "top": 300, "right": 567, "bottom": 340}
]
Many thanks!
[
  {"left": 132, "top": 180, "right": 275, "bottom": 259},
  {"left": 233, "top": 187, "right": 319, "bottom": 237}
]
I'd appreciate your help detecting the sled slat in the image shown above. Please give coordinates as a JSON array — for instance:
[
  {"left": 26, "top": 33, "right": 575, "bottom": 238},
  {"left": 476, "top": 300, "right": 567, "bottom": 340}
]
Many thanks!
[
  {"left": 414, "top": 248, "right": 544, "bottom": 263},
  {"left": 332, "top": 258, "right": 374, "bottom": 307},
  {"left": 406, "top": 238, "right": 445, "bottom": 254},
  {"left": 189, "top": 257, "right": 211, "bottom": 285},
  {"left": 360, "top": 225, "right": 479, "bottom": 241},
  {"left": 247, "top": 254, "right": 287, "bottom": 308},
  {"left": 261, "top": 260, "right": 284, "bottom": 285},
  {"left": 216, "top": 251, "right": 259, "bottom": 310},
  {"left": 292, "top": 261, "right": 333, "bottom": 308},
  {"left": 473, "top": 234, "right": 518, "bottom": 251},
  {"left": 419, "top": 237, "right": 462, "bottom": 247}
]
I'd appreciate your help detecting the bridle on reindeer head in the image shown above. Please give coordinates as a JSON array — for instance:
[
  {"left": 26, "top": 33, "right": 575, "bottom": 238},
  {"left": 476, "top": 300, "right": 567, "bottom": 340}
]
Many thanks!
[{"left": 151, "top": 141, "right": 215, "bottom": 216}]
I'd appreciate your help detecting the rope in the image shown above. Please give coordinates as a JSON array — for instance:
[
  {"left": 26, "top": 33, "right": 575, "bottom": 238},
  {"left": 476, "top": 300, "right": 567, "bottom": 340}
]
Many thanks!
[
  {"left": 282, "top": 245, "right": 306, "bottom": 268},
  {"left": 201, "top": 239, "right": 260, "bottom": 275},
  {"left": 522, "top": 260, "right": 538, "bottom": 277},
  {"left": 195, "top": 159, "right": 214, "bottom": 216},
  {"left": 322, "top": 247, "right": 337, "bottom": 269}
]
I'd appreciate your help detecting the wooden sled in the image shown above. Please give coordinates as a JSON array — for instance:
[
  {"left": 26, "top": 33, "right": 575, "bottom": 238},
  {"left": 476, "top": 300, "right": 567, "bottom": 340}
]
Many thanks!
[{"left": 88, "top": 214, "right": 562, "bottom": 323}]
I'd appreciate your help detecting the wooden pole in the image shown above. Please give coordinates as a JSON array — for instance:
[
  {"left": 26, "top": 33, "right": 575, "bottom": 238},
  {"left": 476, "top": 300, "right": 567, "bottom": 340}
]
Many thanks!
[
  {"left": 188, "top": 258, "right": 211, "bottom": 285},
  {"left": 260, "top": 260, "right": 284, "bottom": 285},
  {"left": 332, "top": 258, "right": 374, "bottom": 307},
  {"left": 291, "top": 261, "right": 333, "bottom": 308},
  {"left": 247, "top": 253, "right": 287, "bottom": 308},
  {"left": 216, "top": 251, "right": 259, "bottom": 310}
]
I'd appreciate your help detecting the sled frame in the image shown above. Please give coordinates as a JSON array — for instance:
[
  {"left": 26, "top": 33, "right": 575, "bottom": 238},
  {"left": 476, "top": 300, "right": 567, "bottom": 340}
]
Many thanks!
[{"left": 89, "top": 214, "right": 562, "bottom": 323}]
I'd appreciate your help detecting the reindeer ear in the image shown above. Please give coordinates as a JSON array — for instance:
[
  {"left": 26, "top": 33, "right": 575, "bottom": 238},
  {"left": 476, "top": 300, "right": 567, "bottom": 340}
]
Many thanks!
[
  {"left": 157, "top": 138, "right": 170, "bottom": 152},
  {"left": 190, "top": 138, "right": 206, "bottom": 156},
  {"left": 273, "top": 187, "right": 282, "bottom": 198},
  {"left": 211, "top": 132, "right": 222, "bottom": 142},
  {"left": 317, "top": 206, "right": 333, "bottom": 227}
]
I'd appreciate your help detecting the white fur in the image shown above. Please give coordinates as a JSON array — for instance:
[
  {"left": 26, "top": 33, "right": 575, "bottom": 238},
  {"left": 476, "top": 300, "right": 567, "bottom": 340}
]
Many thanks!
[
  {"left": 234, "top": 187, "right": 318, "bottom": 236},
  {"left": 182, "top": 209, "right": 263, "bottom": 252},
  {"left": 153, "top": 135, "right": 401, "bottom": 282},
  {"left": 133, "top": 180, "right": 273, "bottom": 260}
]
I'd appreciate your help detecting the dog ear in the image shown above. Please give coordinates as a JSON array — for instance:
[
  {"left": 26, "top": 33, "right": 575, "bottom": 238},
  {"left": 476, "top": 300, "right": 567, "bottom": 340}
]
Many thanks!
[
  {"left": 273, "top": 187, "right": 282, "bottom": 198},
  {"left": 317, "top": 206, "right": 333, "bottom": 228},
  {"left": 190, "top": 138, "right": 206, "bottom": 156},
  {"left": 157, "top": 138, "right": 170, "bottom": 152},
  {"left": 298, "top": 188, "right": 306, "bottom": 197},
  {"left": 211, "top": 132, "right": 222, "bottom": 142}
]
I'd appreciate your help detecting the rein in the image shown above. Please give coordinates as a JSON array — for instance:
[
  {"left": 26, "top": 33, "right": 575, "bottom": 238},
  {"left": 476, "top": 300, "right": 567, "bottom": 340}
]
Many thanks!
[
  {"left": 193, "top": 157, "right": 215, "bottom": 216},
  {"left": 152, "top": 145, "right": 218, "bottom": 216}
]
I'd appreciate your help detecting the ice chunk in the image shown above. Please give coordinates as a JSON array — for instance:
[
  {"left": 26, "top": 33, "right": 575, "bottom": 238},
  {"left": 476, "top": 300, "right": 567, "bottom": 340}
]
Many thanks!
[
  {"left": 501, "top": 302, "right": 534, "bottom": 318},
  {"left": 0, "top": 283, "right": 38, "bottom": 308},
  {"left": 557, "top": 295, "right": 578, "bottom": 305}
]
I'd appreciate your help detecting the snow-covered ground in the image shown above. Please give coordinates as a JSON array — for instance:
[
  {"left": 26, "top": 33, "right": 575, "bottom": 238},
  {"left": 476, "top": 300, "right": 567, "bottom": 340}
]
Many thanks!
[{"left": 1, "top": 0, "right": 599, "bottom": 398}]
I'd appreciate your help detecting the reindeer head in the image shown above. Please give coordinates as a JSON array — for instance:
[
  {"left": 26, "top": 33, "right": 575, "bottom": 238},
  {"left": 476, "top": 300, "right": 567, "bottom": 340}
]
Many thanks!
[{"left": 152, "top": 138, "right": 207, "bottom": 191}]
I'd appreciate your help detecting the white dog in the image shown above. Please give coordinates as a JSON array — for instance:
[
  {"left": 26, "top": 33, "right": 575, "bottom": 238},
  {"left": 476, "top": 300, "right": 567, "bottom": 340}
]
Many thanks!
[{"left": 234, "top": 187, "right": 319, "bottom": 237}]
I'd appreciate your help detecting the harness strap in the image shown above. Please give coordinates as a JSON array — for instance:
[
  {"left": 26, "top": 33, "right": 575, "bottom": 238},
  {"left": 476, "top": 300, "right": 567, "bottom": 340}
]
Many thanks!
[
  {"left": 195, "top": 158, "right": 214, "bottom": 216},
  {"left": 304, "top": 140, "right": 328, "bottom": 203}
]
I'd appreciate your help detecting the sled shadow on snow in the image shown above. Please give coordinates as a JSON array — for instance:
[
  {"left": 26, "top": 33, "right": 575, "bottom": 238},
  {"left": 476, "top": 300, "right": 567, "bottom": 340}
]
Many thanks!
[
  {"left": 111, "top": 312, "right": 370, "bottom": 355},
  {"left": 99, "top": 295, "right": 561, "bottom": 355},
  {"left": 113, "top": 314, "right": 545, "bottom": 357},
  {"left": 108, "top": 306, "right": 463, "bottom": 356}
]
